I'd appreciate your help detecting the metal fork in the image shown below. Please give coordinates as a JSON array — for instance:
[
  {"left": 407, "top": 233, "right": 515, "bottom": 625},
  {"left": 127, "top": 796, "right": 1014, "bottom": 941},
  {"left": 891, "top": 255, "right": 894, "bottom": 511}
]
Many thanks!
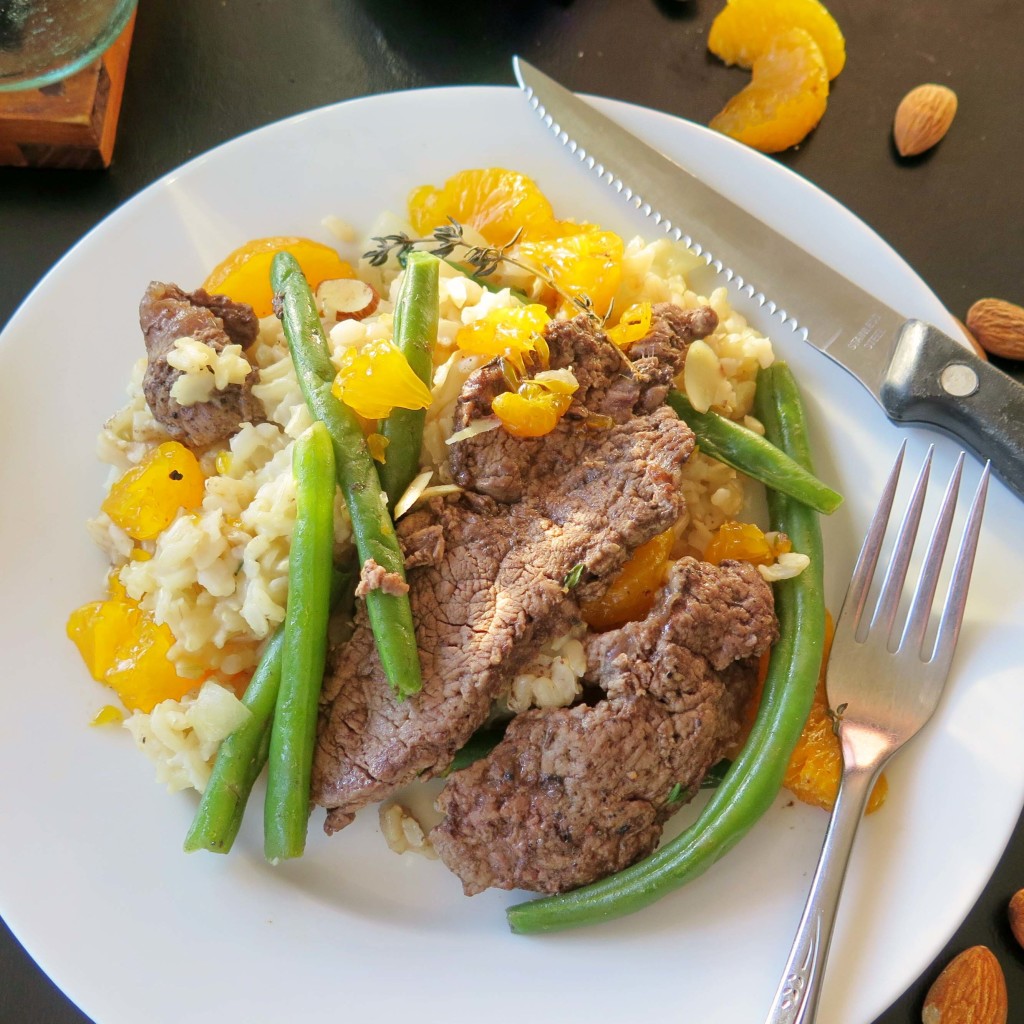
[{"left": 763, "top": 443, "right": 991, "bottom": 1024}]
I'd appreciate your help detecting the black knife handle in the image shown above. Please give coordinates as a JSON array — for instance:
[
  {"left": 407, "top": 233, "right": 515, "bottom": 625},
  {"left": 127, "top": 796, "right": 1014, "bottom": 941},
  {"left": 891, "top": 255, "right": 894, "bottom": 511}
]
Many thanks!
[{"left": 879, "top": 319, "right": 1024, "bottom": 499}]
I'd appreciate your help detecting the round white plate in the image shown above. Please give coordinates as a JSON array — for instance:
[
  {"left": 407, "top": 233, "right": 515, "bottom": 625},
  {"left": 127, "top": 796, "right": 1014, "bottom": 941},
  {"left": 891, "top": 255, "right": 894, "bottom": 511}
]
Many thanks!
[{"left": 1, "top": 87, "right": 1021, "bottom": 1024}]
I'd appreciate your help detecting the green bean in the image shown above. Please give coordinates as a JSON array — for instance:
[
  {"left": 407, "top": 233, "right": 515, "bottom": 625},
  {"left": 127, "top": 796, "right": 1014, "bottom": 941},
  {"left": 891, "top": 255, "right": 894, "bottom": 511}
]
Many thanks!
[
  {"left": 183, "top": 569, "right": 354, "bottom": 855},
  {"left": 272, "top": 251, "right": 422, "bottom": 698},
  {"left": 379, "top": 251, "right": 439, "bottom": 507},
  {"left": 183, "top": 628, "right": 284, "bottom": 854},
  {"left": 666, "top": 389, "right": 842, "bottom": 515},
  {"left": 264, "top": 421, "right": 336, "bottom": 861},
  {"left": 506, "top": 363, "right": 825, "bottom": 934}
]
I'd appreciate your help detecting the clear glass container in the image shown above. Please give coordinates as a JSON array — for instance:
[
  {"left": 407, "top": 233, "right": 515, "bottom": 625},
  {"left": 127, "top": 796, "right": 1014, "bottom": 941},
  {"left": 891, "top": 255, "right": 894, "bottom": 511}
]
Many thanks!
[{"left": 0, "top": 0, "right": 137, "bottom": 92}]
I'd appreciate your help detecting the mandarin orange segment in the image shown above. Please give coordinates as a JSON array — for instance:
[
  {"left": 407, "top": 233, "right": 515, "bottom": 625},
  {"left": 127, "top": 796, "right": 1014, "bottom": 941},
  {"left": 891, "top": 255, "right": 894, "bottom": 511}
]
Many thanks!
[
  {"left": 708, "top": 0, "right": 846, "bottom": 80},
  {"left": 454, "top": 304, "right": 551, "bottom": 368},
  {"left": 704, "top": 521, "right": 791, "bottom": 567},
  {"left": 331, "top": 339, "right": 433, "bottom": 420},
  {"left": 407, "top": 168, "right": 557, "bottom": 246},
  {"left": 492, "top": 387, "right": 572, "bottom": 439},
  {"left": 518, "top": 229, "right": 624, "bottom": 318},
  {"left": 101, "top": 441, "right": 205, "bottom": 542},
  {"left": 580, "top": 530, "right": 674, "bottom": 631},
  {"left": 607, "top": 302, "right": 653, "bottom": 349},
  {"left": 105, "top": 613, "right": 197, "bottom": 713},
  {"left": 728, "top": 610, "right": 886, "bottom": 813},
  {"left": 785, "top": 681, "right": 888, "bottom": 814},
  {"left": 709, "top": 28, "right": 829, "bottom": 153},
  {"left": 67, "top": 597, "right": 198, "bottom": 713},
  {"left": 202, "top": 237, "right": 353, "bottom": 318},
  {"left": 67, "top": 599, "right": 142, "bottom": 682}
]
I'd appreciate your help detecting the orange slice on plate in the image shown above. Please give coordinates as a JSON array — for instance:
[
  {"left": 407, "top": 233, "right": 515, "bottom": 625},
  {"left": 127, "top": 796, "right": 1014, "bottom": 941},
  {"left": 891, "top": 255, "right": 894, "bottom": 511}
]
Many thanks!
[
  {"left": 202, "top": 237, "right": 353, "bottom": 318},
  {"left": 709, "top": 28, "right": 830, "bottom": 153},
  {"left": 407, "top": 168, "right": 557, "bottom": 246},
  {"left": 708, "top": 0, "right": 846, "bottom": 80}
]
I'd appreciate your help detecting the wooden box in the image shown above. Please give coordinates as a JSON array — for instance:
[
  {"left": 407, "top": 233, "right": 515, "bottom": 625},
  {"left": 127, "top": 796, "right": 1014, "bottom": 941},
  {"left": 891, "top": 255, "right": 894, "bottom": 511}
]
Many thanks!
[{"left": 0, "top": 11, "right": 135, "bottom": 169}]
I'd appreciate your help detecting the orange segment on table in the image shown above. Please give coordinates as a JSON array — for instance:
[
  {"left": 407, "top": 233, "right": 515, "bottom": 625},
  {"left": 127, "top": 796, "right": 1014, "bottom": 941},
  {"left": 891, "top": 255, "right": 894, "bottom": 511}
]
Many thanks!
[
  {"left": 709, "top": 27, "right": 830, "bottom": 153},
  {"left": 202, "top": 236, "right": 354, "bottom": 318},
  {"left": 708, "top": 0, "right": 846, "bottom": 80}
]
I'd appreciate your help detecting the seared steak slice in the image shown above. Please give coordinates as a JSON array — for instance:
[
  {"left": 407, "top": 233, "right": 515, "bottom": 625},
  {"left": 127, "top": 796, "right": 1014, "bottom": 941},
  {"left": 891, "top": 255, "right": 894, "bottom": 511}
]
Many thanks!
[
  {"left": 313, "top": 314, "right": 702, "bottom": 833},
  {"left": 431, "top": 558, "right": 778, "bottom": 895},
  {"left": 450, "top": 305, "right": 716, "bottom": 504},
  {"left": 140, "top": 282, "right": 263, "bottom": 449},
  {"left": 315, "top": 498, "right": 580, "bottom": 833}
]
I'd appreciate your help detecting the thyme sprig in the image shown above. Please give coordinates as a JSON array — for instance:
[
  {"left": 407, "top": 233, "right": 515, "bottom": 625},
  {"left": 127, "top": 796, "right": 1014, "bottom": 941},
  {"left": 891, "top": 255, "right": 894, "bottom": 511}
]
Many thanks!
[{"left": 365, "top": 218, "right": 602, "bottom": 323}]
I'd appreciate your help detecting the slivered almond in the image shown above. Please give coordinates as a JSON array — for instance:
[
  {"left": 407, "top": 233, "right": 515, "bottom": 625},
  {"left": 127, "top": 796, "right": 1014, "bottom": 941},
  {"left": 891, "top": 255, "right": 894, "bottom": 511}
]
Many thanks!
[
  {"left": 922, "top": 946, "right": 1007, "bottom": 1024},
  {"left": 317, "top": 278, "right": 379, "bottom": 321},
  {"left": 683, "top": 340, "right": 723, "bottom": 414}
]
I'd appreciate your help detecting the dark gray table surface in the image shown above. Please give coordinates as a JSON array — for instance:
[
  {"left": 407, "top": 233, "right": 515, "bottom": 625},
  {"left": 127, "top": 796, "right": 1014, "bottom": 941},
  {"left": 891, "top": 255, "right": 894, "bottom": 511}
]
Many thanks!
[{"left": 2, "top": 1, "right": 1023, "bottom": 1021}]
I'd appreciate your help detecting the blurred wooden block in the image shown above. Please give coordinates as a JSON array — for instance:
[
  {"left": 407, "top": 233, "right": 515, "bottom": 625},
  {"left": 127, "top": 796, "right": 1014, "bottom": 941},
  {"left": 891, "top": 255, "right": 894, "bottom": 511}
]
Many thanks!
[{"left": 0, "top": 11, "right": 135, "bottom": 169}]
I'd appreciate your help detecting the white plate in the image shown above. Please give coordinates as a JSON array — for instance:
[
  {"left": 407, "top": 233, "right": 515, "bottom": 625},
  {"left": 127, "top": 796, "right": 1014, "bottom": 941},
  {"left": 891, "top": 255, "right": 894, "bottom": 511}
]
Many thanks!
[{"left": 1, "top": 87, "right": 1021, "bottom": 1024}]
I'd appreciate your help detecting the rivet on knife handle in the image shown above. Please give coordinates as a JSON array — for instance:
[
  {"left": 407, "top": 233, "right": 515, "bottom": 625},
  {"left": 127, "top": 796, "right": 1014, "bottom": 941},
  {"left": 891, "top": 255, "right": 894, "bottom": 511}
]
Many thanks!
[{"left": 881, "top": 322, "right": 1024, "bottom": 500}]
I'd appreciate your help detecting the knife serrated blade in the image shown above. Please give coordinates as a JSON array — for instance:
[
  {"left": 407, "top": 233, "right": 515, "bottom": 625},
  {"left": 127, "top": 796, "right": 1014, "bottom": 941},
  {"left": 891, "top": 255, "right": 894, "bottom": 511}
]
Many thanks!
[{"left": 513, "top": 56, "right": 1024, "bottom": 501}]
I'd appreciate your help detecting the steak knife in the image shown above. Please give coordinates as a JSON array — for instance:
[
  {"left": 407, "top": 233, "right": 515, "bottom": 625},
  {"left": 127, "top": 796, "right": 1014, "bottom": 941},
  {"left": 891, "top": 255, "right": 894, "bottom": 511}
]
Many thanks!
[{"left": 513, "top": 57, "right": 1024, "bottom": 500}]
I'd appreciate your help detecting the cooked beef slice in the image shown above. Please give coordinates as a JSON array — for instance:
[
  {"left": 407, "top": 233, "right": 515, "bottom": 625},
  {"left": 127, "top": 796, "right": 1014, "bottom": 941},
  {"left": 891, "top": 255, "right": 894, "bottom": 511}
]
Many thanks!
[
  {"left": 431, "top": 557, "right": 778, "bottom": 895},
  {"left": 450, "top": 305, "right": 717, "bottom": 504},
  {"left": 139, "top": 282, "right": 263, "bottom": 449},
  {"left": 313, "top": 313, "right": 705, "bottom": 834},
  {"left": 315, "top": 498, "right": 580, "bottom": 834}
]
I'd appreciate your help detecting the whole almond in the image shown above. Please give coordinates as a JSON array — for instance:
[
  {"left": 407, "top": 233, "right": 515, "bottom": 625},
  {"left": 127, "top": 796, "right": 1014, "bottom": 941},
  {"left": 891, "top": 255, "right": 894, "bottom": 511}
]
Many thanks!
[
  {"left": 1010, "top": 889, "right": 1024, "bottom": 949},
  {"left": 894, "top": 84, "right": 958, "bottom": 157},
  {"left": 922, "top": 946, "right": 1007, "bottom": 1024},
  {"left": 965, "top": 298, "right": 1024, "bottom": 360}
]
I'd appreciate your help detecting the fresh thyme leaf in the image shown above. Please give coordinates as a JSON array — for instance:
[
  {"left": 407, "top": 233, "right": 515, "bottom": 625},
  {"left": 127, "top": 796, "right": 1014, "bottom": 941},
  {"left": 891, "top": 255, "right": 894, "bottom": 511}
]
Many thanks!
[
  {"left": 362, "top": 218, "right": 612, "bottom": 330},
  {"left": 562, "top": 562, "right": 586, "bottom": 590}
]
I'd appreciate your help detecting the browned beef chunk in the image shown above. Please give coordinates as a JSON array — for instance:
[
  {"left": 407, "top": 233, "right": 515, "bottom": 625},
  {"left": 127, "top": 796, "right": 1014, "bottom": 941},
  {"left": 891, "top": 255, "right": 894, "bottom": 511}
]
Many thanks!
[
  {"left": 449, "top": 304, "right": 717, "bottom": 504},
  {"left": 139, "top": 282, "right": 264, "bottom": 449},
  {"left": 431, "top": 558, "right": 778, "bottom": 895},
  {"left": 312, "top": 314, "right": 700, "bottom": 834}
]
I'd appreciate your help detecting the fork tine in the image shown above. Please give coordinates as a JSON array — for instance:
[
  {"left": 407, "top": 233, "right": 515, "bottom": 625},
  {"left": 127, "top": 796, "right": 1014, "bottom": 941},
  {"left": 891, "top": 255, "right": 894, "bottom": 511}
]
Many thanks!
[
  {"left": 931, "top": 461, "right": 991, "bottom": 667},
  {"left": 871, "top": 445, "right": 934, "bottom": 641},
  {"left": 900, "top": 453, "right": 964, "bottom": 656},
  {"left": 837, "top": 441, "right": 907, "bottom": 640}
]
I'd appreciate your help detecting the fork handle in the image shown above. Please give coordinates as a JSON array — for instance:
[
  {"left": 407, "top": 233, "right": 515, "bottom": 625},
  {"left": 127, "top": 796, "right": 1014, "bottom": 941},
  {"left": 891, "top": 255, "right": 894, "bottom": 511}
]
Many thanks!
[{"left": 763, "top": 761, "right": 883, "bottom": 1024}]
